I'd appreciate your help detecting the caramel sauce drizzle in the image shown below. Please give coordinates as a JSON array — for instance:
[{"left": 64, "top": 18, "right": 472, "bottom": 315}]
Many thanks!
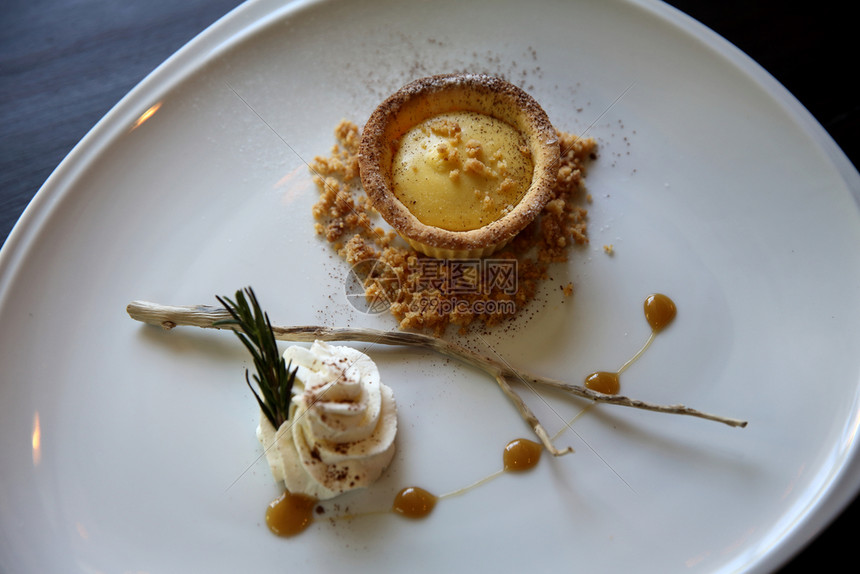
[
  {"left": 393, "top": 438, "right": 543, "bottom": 520},
  {"left": 265, "top": 438, "right": 544, "bottom": 533},
  {"left": 584, "top": 293, "right": 676, "bottom": 395},
  {"left": 264, "top": 294, "right": 676, "bottom": 536}
]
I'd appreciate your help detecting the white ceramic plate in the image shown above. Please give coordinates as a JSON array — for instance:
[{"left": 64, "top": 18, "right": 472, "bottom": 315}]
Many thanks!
[{"left": 2, "top": 0, "right": 859, "bottom": 572}]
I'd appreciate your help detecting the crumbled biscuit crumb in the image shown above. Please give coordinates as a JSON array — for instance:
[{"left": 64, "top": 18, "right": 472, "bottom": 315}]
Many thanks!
[
  {"left": 464, "top": 157, "right": 491, "bottom": 177},
  {"left": 310, "top": 120, "right": 596, "bottom": 335},
  {"left": 429, "top": 118, "right": 461, "bottom": 139},
  {"left": 465, "top": 139, "right": 482, "bottom": 158},
  {"left": 603, "top": 244, "right": 614, "bottom": 256},
  {"left": 499, "top": 177, "right": 517, "bottom": 195}
]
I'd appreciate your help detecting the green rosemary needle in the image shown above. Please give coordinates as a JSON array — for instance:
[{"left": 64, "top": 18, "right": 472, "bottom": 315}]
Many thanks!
[{"left": 215, "top": 287, "right": 297, "bottom": 429}]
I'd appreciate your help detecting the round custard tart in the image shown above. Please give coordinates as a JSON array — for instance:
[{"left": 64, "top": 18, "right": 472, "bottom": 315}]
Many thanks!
[{"left": 359, "top": 74, "right": 560, "bottom": 259}]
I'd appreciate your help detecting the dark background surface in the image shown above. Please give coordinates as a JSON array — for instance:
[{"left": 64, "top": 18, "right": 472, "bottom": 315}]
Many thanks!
[{"left": 0, "top": 1, "right": 857, "bottom": 572}]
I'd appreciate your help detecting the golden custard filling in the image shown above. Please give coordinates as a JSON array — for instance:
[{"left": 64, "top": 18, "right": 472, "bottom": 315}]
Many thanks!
[{"left": 391, "top": 111, "right": 533, "bottom": 232}]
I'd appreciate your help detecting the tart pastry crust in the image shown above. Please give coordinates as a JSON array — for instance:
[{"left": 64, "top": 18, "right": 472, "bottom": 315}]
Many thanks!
[{"left": 359, "top": 74, "right": 560, "bottom": 259}]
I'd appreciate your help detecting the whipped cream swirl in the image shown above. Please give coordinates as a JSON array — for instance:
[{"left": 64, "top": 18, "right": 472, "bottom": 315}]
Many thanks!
[{"left": 256, "top": 341, "right": 397, "bottom": 500}]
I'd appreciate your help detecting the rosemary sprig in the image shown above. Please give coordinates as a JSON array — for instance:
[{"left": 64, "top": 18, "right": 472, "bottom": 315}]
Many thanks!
[{"left": 214, "top": 287, "right": 297, "bottom": 429}]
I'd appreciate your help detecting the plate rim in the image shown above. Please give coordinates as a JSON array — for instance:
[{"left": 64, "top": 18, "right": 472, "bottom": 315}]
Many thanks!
[{"left": 1, "top": 1, "right": 859, "bottom": 572}]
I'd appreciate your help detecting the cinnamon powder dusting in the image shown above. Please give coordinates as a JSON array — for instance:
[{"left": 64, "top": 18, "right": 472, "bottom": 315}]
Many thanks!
[{"left": 310, "top": 120, "right": 596, "bottom": 335}]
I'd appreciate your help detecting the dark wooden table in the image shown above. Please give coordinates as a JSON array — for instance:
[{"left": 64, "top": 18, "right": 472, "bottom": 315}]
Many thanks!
[{"left": 1, "top": 1, "right": 856, "bottom": 572}]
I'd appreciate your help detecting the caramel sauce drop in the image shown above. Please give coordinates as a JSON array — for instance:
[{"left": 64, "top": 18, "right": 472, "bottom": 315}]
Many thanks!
[
  {"left": 393, "top": 486, "right": 437, "bottom": 519},
  {"left": 584, "top": 371, "right": 621, "bottom": 395},
  {"left": 644, "top": 293, "right": 676, "bottom": 332},
  {"left": 265, "top": 491, "right": 317, "bottom": 537},
  {"left": 503, "top": 438, "right": 543, "bottom": 471}
]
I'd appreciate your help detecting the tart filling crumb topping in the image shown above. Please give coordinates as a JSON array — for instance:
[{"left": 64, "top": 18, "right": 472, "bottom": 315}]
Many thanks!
[{"left": 392, "top": 111, "right": 534, "bottom": 232}]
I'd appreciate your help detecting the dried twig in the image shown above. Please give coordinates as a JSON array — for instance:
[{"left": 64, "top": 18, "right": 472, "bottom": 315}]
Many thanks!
[
  {"left": 494, "top": 373, "right": 574, "bottom": 456},
  {"left": 126, "top": 300, "right": 748, "bottom": 451}
]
